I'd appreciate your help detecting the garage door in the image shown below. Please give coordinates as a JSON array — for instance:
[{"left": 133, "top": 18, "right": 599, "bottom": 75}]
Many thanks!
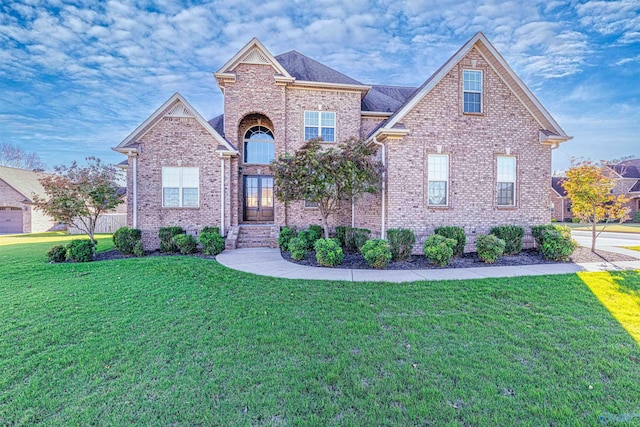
[{"left": 0, "top": 207, "right": 23, "bottom": 233}]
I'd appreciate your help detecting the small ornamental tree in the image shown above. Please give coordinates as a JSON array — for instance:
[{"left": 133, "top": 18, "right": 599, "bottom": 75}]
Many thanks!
[
  {"left": 563, "top": 161, "right": 630, "bottom": 252},
  {"left": 32, "top": 157, "right": 124, "bottom": 244},
  {"left": 271, "top": 138, "right": 383, "bottom": 238}
]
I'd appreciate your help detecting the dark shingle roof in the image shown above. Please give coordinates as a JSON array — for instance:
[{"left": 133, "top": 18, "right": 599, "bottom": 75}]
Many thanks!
[
  {"left": 630, "top": 180, "right": 640, "bottom": 192},
  {"left": 552, "top": 177, "right": 567, "bottom": 197},
  {"left": 361, "top": 85, "right": 417, "bottom": 113},
  {"left": 208, "top": 114, "right": 224, "bottom": 137},
  {"left": 610, "top": 159, "right": 640, "bottom": 178},
  {"left": 274, "top": 51, "right": 362, "bottom": 85}
]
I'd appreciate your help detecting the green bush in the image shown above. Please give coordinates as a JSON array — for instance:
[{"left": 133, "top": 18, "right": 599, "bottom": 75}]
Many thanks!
[
  {"left": 199, "top": 231, "right": 225, "bottom": 255},
  {"left": 489, "top": 225, "right": 524, "bottom": 255},
  {"left": 434, "top": 226, "right": 466, "bottom": 256},
  {"left": 633, "top": 210, "right": 640, "bottom": 223},
  {"left": 539, "top": 228, "right": 578, "bottom": 262},
  {"left": 571, "top": 217, "right": 581, "bottom": 223},
  {"left": 66, "top": 239, "right": 95, "bottom": 262},
  {"left": 335, "top": 226, "right": 347, "bottom": 247},
  {"left": 47, "top": 245, "right": 67, "bottom": 263},
  {"left": 361, "top": 239, "right": 392, "bottom": 269},
  {"left": 531, "top": 224, "right": 557, "bottom": 247},
  {"left": 309, "top": 224, "right": 323, "bottom": 238},
  {"left": 278, "top": 226, "right": 297, "bottom": 251},
  {"left": 159, "top": 226, "right": 184, "bottom": 252},
  {"left": 297, "top": 229, "right": 320, "bottom": 251},
  {"left": 173, "top": 234, "right": 197, "bottom": 254},
  {"left": 314, "top": 238, "right": 344, "bottom": 267},
  {"left": 423, "top": 234, "right": 456, "bottom": 267},
  {"left": 201, "top": 226, "right": 220, "bottom": 234},
  {"left": 289, "top": 237, "right": 307, "bottom": 261},
  {"left": 345, "top": 228, "right": 371, "bottom": 252},
  {"left": 113, "top": 227, "right": 142, "bottom": 255},
  {"left": 475, "top": 234, "right": 506, "bottom": 264},
  {"left": 386, "top": 228, "right": 415, "bottom": 261},
  {"left": 132, "top": 241, "right": 145, "bottom": 257}
]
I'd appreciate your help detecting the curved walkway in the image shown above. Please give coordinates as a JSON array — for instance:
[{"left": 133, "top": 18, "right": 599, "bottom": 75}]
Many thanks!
[{"left": 216, "top": 248, "right": 640, "bottom": 283}]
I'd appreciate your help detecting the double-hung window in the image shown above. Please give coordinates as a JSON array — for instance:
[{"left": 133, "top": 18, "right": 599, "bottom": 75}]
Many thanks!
[
  {"left": 162, "top": 167, "right": 199, "bottom": 207},
  {"left": 428, "top": 154, "right": 449, "bottom": 206},
  {"left": 496, "top": 157, "right": 516, "bottom": 206},
  {"left": 463, "top": 70, "right": 482, "bottom": 113},
  {"left": 304, "top": 111, "right": 336, "bottom": 142}
]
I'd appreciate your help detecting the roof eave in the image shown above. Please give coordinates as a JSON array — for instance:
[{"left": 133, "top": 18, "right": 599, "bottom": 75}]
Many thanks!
[{"left": 291, "top": 80, "right": 371, "bottom": 95}]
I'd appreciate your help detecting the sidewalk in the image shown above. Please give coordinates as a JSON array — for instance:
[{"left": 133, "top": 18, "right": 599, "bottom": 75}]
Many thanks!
[{"left": 216, "top": 248, "right": 640, "bottom": 283}]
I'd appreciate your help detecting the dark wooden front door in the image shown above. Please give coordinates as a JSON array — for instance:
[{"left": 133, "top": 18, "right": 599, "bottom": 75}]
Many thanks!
[{"left": 243, "top": 175, "right": 274, "bottom": 222}]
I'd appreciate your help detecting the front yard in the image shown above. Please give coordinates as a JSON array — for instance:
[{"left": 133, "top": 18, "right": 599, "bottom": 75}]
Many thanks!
[{"left": 1, "top": 234, "right": 639, "bottom": 426}]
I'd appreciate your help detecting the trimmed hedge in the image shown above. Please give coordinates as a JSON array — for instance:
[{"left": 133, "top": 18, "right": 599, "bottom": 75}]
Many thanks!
[
  {"left": 174, "top": 234, "right": 197, "bottom": 254},
  {"left": 297, "top": 229, "right": 320, "bottom": 251},
  {"left": 66, "top": 239, "right": 95, "bottom": 262},
  {"left": 633, "top": 210, "right": 640, "bottom": 223},
  {"left": 309, "top": 224, "right": 323, "bottom": 239},
  {"left": 314, "top": 238, "right": 344, "bottom": 267},
  {"left": 534, "top": 225, "right": 577, "bottom": 261},
  {"left": 47, "top": 245, "right": 67, "bottom": 263},
  {"left": 289, "top": 237, "right": 307, "bottom": 261},
  {"left": 346, "top": 228, "right": 371, "bottom": 253},
  {"left": 423, "top": 234, "right": 456, "bottom": 267},
  {"left": 278, "top": 226, "right": 297, "bottom": 251},
  {"left": 361, "top": 239, "right": 392, "bottom": 269},
  {"left": 113, "top": 227, "right": 142, "bottom": 255},
  {"left": 335, "top": 226, "right": 347, "bottom": 247},
  {"left": 434, "top": 226, "right": 466, "bottom": 256},
  {"left": 490, "top": 225, "right": 524, "bottom": 255},
  {"left": 201, "top": 226, "right": 220, "bottom": 234},
  {"left": 387, "top": 228, "right": 415, "bottom": 261},
  {"left": 475, "top": 234, "right": 506, "bottom": 264},
  {"left": 531, "top": 224, "right": 557, "bottom": 247},
  {"left": 199, "top": 231, "right": 225, "bottom": 255},
  {"left": 159, "top": 226, "right": 184, "bottom": 253}
]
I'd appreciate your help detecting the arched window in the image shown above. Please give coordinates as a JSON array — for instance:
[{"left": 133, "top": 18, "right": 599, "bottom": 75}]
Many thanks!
[{"left": 244, "top": 126, "right": 274, "bottom": 164}]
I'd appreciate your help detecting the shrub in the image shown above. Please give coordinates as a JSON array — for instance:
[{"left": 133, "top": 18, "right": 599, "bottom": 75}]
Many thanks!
[
  {"left": 540, "top": 229, "right": 578, "bottom": 261},
  {"left": 633, "top": 210, "right": 640, "bottom": 223},
  {"left": 314, "top": 238, "right": 344, "bottom": 267},
  {"left": 278, "top": 226, "right": 297, "bottom": 251},
  {"left": 309, "top": 224, "right": 323, "bottom": 238},
  {"left": 489, "top": 225, "right": 524, "bottom": 255},
  {"left": 201, "top": 226, "right": 220, "bottom": 234},
  {"left": 289, "top": 237, "right": 307, "bottom": 261},
  {"left": 159, "top": 226, "right": 184, "bottom": 252},
  {"left": 66, "top": 239, "right": 95, "bottom": 262},
  {"left": 434, "top": 226, "right": 466, "bottom": 256},
  {"left": 531, "top": 224, "right": 557, "bottom": 247},
  {"left": 132, "top": 241, "right": 145, "bottom": 257},
  {"left": 335, "top": 226, "right": 347, "bottom": 247},
  {"left": 361, "top": 239, "right": 392, "bottom": 269},
  {"left": 386, "top": 228, "right": 415, "bottom": 261},
  {"left": 345, "top": 228, "right": 371, "bottom": 252},
  {"left": 113, "top": 227, "right": 142, "bottom": 255},
  {"left": 571, "top": 217, "right": 581, "bottom": 223},
  {"left": 297, "top": 229, "right": 320, "bottom": 251},
  {"left": 173, "top": 234, "right": 197, "bottom": 254},
  {"left": 47, "top": 245, "right": 67, "bottom": 263},
  {"left": 423, "top": 234, "right": 457, "bottom": 267},
  {"left": 551, "top": 218, "right": 558, "bottom": 222},
  {"left": 475, "top": 234, "right": 506, "bottom": 264},
  {"left": 199, "top": 231, "right": 225, "bottom": 255}
]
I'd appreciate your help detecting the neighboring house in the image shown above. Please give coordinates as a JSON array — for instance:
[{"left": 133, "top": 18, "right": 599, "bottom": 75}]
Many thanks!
[
  {"left": 67, "top": 187, "right": 128, "bottom": 235},
  {"left": 113, "top": 32, "right": 571, "bottom": 250},
  {"left": 550, "top": 177, "right": 573, "bottom": 222},
  {"left": 606, "top": 159, "right": 640, "bottom": 220},
  {"left": 0, "top": 166, "right": 56, "bottom": 234}
]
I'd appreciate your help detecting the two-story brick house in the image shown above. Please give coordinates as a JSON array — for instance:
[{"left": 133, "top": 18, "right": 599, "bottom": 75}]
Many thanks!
[{"left": 113, "top": 32, "right": 571, "bottom": 251}]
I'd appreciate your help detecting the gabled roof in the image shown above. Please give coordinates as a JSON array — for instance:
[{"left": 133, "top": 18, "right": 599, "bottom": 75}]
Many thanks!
[
  {"left": 608, "top": 159, "right": 640, "bottom": 179},
  {"left": 362, "top": 85, "right": 417, "bottom": 113},
  {"left": 215, "top": 38, "right": 293, "bottom": 80},
  {"left": 0, "top": 166, "right": 50, "bottom": 202},
  {"left": 629, "top": 180, "right": 640, "bottom": 192},
  {"left": 551, "top": 177, "right": 567, "bottom": 197},
  {"left": 274, "top": 51, "right": 362, "bottom": 85},
  {"left": 369, "top": 32, "right": 571, "bottom": 142},
  {"left": 112, "top": 93, "right": 237, "bottom": 155}
]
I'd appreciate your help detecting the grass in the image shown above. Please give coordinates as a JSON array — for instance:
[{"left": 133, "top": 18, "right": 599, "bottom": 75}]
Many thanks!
[
  {"left": 1, "top": 233, "right": 639, "bottom": 426},
  {"left": 623, "top": 246, "right": 640, "bottom": 252},
  {"left": 563, "top": 223, "right": 640, "bottom": 233}
]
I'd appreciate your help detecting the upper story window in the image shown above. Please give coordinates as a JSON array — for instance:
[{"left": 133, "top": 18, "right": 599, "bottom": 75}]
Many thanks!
[
  {"left": 496, "top": 156, "right": 516, "bottom": 206},
  {"left": 427, "top": 154, "right": 449, "bottom": 206},
  {"left": 304, "top": 111, "right": 335, "bottom": 142},
  {"left": 244, "top": 126, "right": 274, "bottom": 164},
  {"left": 463, "top": 70, "right": 482, "bottom": 113},
  {"left": 162, "top": 167, "right": 199, "bottom": 207}
]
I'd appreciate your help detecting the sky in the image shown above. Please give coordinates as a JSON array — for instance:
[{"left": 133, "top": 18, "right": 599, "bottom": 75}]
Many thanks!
[{"left": 0, "top": 0, "right": 638, "bottom": 173}]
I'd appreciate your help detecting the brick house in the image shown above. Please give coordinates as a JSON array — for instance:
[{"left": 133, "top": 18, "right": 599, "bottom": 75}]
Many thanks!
[
  {"left": 113, "top": 33, "right": 572, "bottom": 251},
  {"left": 550, "top": 177, "right": 573, "bottom": 222}
]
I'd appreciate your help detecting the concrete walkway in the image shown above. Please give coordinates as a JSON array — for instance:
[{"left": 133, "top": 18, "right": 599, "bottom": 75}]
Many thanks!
[{"left": 216, "top": 248, "right": 640, "bottom": 283}]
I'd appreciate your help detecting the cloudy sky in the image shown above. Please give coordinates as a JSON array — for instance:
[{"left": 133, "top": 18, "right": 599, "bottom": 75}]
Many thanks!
[{"left": 1, "top": 0, "right": 638, "bottom": 172}]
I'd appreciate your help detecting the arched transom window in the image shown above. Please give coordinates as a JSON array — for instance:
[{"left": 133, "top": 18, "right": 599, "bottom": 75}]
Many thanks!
[{"left": 244, "top": 126, "right": 274, "bottom": 164}]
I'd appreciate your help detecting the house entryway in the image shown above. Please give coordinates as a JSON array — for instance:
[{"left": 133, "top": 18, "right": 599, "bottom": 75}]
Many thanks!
[{"left": 243, "top": 175, "right": 274, "bottom": 222}]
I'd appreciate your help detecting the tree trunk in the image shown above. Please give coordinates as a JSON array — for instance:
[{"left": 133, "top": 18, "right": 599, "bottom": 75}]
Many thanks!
[
  {"left": 321, "top": 214, "right": 330, "bottom": 239},
  {"left": 591, "top": 206, "right": 597, "bottom": 253}
]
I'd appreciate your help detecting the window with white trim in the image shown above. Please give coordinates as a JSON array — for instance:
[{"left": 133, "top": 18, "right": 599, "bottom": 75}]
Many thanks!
[
  {"left": 162, "top": 167, "right": 199, "bottom": 207},
  {"left": 304, "top": 200, "right": 318, "bottom": 208},
  {"left": 463, "top": 70, "right": 482, "bottom": 113},
  {"left": 304, "top": 111, "right": 335, "bottom": 142},
  {"left": 428, "top": 154, "right": 449, "bottom": 206},
  {"left": 496, "top": 157, "right": 516, "bottom": 206}
]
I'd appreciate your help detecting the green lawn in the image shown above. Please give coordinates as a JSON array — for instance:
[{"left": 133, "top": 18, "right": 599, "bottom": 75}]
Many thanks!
[
  {"left": 1, "top": 234, "right": 639, "bottom": 426},
  {"left": 564, "top": 222, "right": 640, "bottom": 233}
]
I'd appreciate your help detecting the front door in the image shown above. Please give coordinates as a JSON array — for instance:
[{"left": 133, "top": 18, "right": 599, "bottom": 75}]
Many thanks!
[{"left": 243, "top": 175, "right": 274, "bottom": 222}]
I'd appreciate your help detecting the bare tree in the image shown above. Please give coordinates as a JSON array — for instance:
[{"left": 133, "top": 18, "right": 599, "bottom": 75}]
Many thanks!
[{"left": 0, "top": 142, "right": 45, "bottom": 170}]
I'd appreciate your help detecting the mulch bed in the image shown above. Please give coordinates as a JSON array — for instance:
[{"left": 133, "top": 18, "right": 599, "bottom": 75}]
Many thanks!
[
  {"left": 281, "top": 246, "right": 638, "bottom": 270},
  {"left": 93, "top": 249, "right": 217, "bottom": 262}
]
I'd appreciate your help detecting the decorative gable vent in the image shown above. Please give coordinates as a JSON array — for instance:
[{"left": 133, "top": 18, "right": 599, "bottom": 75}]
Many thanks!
[
  {"left": 166, "top": 102, "right": 194, "bottom": 118},
  {"left": 241, "top": 48, "right": 270, "bottom": 65}
]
